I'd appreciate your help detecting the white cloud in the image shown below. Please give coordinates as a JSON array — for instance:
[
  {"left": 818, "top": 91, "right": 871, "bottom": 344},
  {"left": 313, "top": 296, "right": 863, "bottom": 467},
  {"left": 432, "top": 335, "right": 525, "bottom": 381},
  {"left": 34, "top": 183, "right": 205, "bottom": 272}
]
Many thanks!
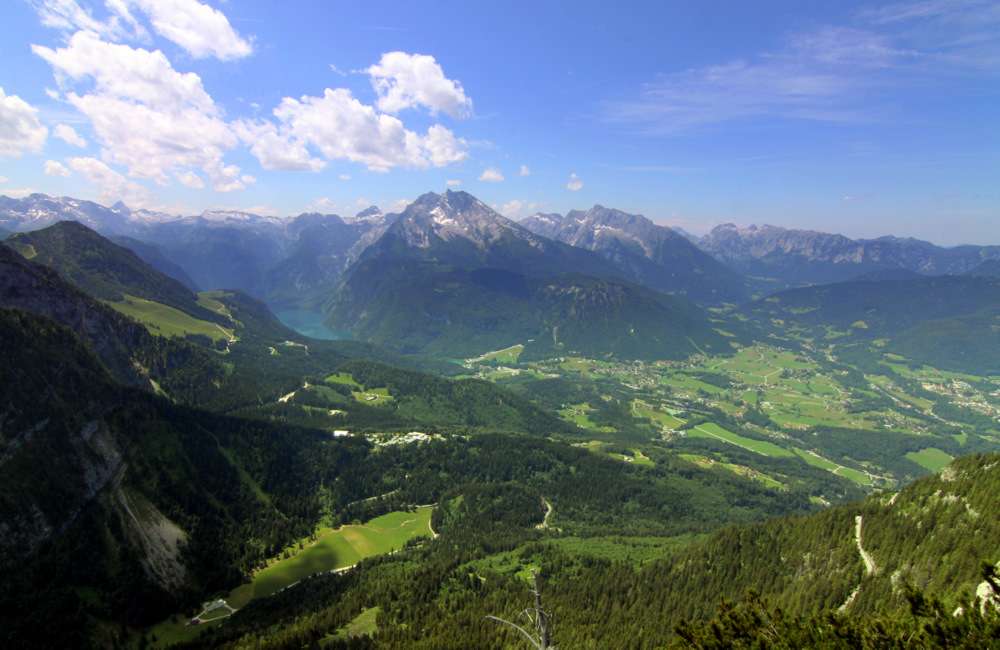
[
  {"left": 339, "top": 174, "right": 351, "bottom": 180},
  {"left": 45, "top": 159, "right": 71, "bottom": 176},
  {"left": 53, "top": 123, "right": 87, "bottom": 147},
  {"left": 68, "top": 156, "right": 151, "bottom": 204},
  {"left": 34, "top": 31, "right": 242, "bottom": 186},
  {"left": 311, "top": 197, "right": 336, "bottom": 211},
  {"left": 233, "top": 119, "right": 325, "bottom": 172},
  {"left": 498, "top": 199, "right": 545, "bottom": 220},
  {"left": 567, "top": 173, "right": 583, "bottom": 191},
  {"left": 247, "top": 87, "right": 467, "bottom": 172},
  {"left": 422, "top": 124, "right": 468, "bottom": 167},
  {"left": 0, "top": 88, "right": 48, "bottom": 158},
  {"left": 446, "top": 179, "right": 461, "bottom": 186},
  {"left": 34, "top": 1, "right": 252, "bottom": 60},
  {"left": 203, "top": 160, "right": 251, "bottom": 192},
  {"left": 33, "top": 0, "right": 141, "bottom": 39},
  {"left": 0, "top": 175, "right": 8, "bottom": 183},
  {"left": 365, "top": 52, "right": 472, "bottom": 118},
  {"left": 479, "top": 167, "right": 504, "bottom": 182},
  {"left": 518, "top": 164, "right": 530, "bottom": 177},
  {"left": 177, "top": 170, "right": 203, "bottom": 188},
  {"left": 125, "top": 0, "right": 253, "bottom": 60}
]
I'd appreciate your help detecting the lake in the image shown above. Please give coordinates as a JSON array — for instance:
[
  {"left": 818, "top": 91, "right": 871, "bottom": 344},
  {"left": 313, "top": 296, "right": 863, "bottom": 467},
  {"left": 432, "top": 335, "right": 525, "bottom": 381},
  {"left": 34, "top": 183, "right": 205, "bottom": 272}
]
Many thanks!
[{"left": 273, "top": 308, "right": 353, "bottom": 341}]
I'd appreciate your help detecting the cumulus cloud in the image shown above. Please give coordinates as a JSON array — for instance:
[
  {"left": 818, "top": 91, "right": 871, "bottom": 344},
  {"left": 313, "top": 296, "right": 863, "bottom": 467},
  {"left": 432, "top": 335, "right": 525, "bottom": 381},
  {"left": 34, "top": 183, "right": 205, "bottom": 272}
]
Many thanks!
[
  {"left": 45, "top": 159, "right": 71, "bottom": 176},
  {"left": 233, "top": 119, "right": 326, "bottom": 172},
  {"left": 498, "top": 199, "right": 545, "bottom": 220},
  {"left": 566, "top": 173, "right": 583, "bottom": 191},
  {"left": 33, "top": 0, "right": 140, "bottom": 39},
  {"left": 339, "top": 174, "right": 351, "bottom": 180},
  {"left": 311, "top": 197, "right": 336, "bottom": 211},
  {"left": 53, "top": 123, "right": 87, "bottom": 147},
  {"left": 519, "top": 164, "right": 530, "bottom": 177},
  {"left": 0, "top": 88, "right": 48, "bottom": 158},
  {"left": 365, "top": 52, "right": 472, "bottom": 118},
  {"left": 33, "top": 0, "right": 252, "bottom": 60},
  {"left": 126, "top": 0, "right": 253, "bottom": 60},
  {"left": 34, "top": 31, "right": 243, "bottom": 186},
  {"left": 68, "top": 156, "right": 151, "bottom": 204},
  {"left": 177, "top": 170, "right": 203, "bottom": 188},
  {"left": 479, "top": 167, "right": 504, "bottom": 182},
  {"left": 243, "top": 87, "right": 467, "bottom": 172},
  {"left": 446, "top": 179, "right": 461, "bottom": 186}
]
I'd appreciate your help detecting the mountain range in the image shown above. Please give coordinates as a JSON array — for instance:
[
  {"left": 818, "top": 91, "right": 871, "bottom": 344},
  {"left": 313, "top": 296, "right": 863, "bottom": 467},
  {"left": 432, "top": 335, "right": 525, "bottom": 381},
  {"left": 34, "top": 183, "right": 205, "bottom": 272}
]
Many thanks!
[
  {"left": 695, "top": 222, "right": 1000, "bottom": 288},
  {"left": 4, "top": 188, "right": 1000, "bottom": 647},
  {"left": 521, "top": 205, "right": 751, "bottom": 304}
]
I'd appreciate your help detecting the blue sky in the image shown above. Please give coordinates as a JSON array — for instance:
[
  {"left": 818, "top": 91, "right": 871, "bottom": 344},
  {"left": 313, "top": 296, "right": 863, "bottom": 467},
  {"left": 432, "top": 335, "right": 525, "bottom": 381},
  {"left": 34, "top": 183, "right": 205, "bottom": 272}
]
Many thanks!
[{"left": 0, "top": 0, "right": 997, "bottom": 244}]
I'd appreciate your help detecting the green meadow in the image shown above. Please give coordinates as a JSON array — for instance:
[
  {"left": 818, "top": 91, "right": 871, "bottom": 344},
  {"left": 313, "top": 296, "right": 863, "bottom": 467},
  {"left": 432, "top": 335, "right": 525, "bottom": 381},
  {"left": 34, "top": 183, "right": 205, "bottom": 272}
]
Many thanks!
[
  {"left": 906, "top": 447, "right": 954, "bottom": 472},
  {"left": 231, "top": 508, "right": 433, "bottom": 607},
  {"left": 110, "top": 295, "right": 234, "bottom": 341},
  {"left": 149, "top": 509, "right": 432, "bottom": 647},
  {"left": 688, "top": 423, "right": 794, "bottom": 457}
]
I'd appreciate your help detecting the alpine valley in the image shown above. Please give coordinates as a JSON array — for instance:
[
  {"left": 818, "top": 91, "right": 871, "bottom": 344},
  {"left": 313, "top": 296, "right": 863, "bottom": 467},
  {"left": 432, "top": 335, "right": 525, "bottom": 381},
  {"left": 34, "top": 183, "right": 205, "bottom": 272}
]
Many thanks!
[{"left": 3, "top": 189, "right": 1000, "bottom": 649}]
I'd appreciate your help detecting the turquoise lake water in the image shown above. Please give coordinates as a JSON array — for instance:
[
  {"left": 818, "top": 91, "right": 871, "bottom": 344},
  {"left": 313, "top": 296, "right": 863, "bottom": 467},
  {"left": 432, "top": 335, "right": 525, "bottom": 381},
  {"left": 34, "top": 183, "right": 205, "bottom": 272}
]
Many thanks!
[{"left": 273, "top": 308, "right": 353, "bottom": 341}]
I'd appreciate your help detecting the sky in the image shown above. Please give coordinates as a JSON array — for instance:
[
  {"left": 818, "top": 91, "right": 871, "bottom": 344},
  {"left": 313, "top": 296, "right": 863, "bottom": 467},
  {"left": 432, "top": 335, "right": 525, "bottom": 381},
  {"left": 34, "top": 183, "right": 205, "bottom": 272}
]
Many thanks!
[{"left": 0, "top": 0, "right": 997, "bottom": 245}]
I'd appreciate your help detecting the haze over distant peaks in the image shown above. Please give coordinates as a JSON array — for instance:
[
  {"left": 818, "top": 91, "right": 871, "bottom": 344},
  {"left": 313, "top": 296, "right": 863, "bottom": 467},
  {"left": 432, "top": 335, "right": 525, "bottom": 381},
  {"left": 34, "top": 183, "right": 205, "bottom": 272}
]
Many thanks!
[
  {"left": 521, "top": 204, "right": 751, "bottom": 304},
  {"left": 696, "top": 222, "right": 1000, "bottom": 287}
]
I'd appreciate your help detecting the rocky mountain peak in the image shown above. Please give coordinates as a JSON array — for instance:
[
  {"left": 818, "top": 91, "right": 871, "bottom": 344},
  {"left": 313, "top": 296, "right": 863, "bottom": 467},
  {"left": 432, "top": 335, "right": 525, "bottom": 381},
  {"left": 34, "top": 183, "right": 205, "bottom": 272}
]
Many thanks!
[{"left": 392, "top": 190, "right": 529, "bottom": 249}]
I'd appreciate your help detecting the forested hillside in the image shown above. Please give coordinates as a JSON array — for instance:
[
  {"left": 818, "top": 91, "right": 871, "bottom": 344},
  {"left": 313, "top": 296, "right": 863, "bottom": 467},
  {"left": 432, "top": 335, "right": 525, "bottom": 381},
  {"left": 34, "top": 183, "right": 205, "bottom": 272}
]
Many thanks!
[{"left": 169, "top": 454, "right": 1000, "bottom": 649}]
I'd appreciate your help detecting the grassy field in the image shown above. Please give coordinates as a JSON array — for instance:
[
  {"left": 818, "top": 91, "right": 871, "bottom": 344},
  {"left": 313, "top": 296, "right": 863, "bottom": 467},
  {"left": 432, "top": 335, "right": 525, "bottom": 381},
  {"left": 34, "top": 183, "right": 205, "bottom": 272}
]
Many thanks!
[
  {"left": 558, "top": 357, "right": 597, "bottom": 376},
  {"left": 658, "top": 374, "right": 726, "bottom": 394},
  {"left": 325, "top": 372, "right": 362, "bottom": 387},
  {"left": 633, "top": 401, "right": 685, "bottom": 429},
  {"left": 353, "top": 387, "right": 394, "bottom": 405},
  {"left": 474, "top": 344, "right": 524, "bottom": 364},
  {"left": 196, "top": 291, "right": 233, "bottom": 319},
  {"left": 110, "top": 294, "right": 234, "bottom": 341},
  {"left": 834, "top": 467, "right": 872, "bottom": 485},
  {"left": 558, "top": 403, "right": 613, "bottom": 431},
  {"left": 148, "top": 509, "right": 433, "bottom": 646},
  {"left": 240, "top": 508, "right": 433, "bottom": 603},
  {"left": 678, "top": 453, "right": 785, "bottom": 489},
  {"left": 611, "top": 450, "right": 655, "bottom": 466},
  {"left": 689, "top": 423, "right": 794, "bottom": 457},
  {"left": 323, "top": 607, "right": 381, "bottom": 645},
  {"left": 906, "top": 447, "right": 954, "bottom": 472},
  {"left": 792, "top": 448, "right": 873, "bottom": 486}
]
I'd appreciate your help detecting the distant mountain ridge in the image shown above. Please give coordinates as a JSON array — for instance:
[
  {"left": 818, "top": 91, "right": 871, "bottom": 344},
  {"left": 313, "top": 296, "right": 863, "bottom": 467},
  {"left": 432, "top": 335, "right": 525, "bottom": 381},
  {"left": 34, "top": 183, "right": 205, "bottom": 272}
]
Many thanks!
[
  {"left": 357, "top": 190, "right": 621, "bottom": 277},
  {"left": 323, "top": 191, "right": 744, "bottom": 358},
  {"left": 696, "top": 222, "right": 1000, "bottom": 287},
  {"left": 521, "top": 205, "right": 751, "bottom": 305}
]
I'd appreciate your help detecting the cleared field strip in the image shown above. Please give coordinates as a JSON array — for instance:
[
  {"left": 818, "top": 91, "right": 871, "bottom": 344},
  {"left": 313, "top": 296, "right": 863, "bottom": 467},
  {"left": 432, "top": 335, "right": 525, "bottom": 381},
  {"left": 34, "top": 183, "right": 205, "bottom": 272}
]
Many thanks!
[
  {"left": 325, "top": 372, "right": 362, "bottom": 387},
  {"left": 152, "top": 508, "right": 433, "bottom": 646},
  {"left": 633, "top": 402, "right": 685, "bottom": 429},
  {"left": 109, "top": 295, "right": 234, "bottom": 341},
  {"left": 689, "top": 423, "right": 793, "bottom": 457},
  {"left": 467, "top": 344, "right": 524, "bottom": 364},
  {"left": 906, "top": 447, "right": 954, "bottom": 472},
  {"left": 229, "top": 508, "right": 434, "bottom": 607},
  {"left": 793, "top": 448, "right": 872, "bottom": 486}
]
